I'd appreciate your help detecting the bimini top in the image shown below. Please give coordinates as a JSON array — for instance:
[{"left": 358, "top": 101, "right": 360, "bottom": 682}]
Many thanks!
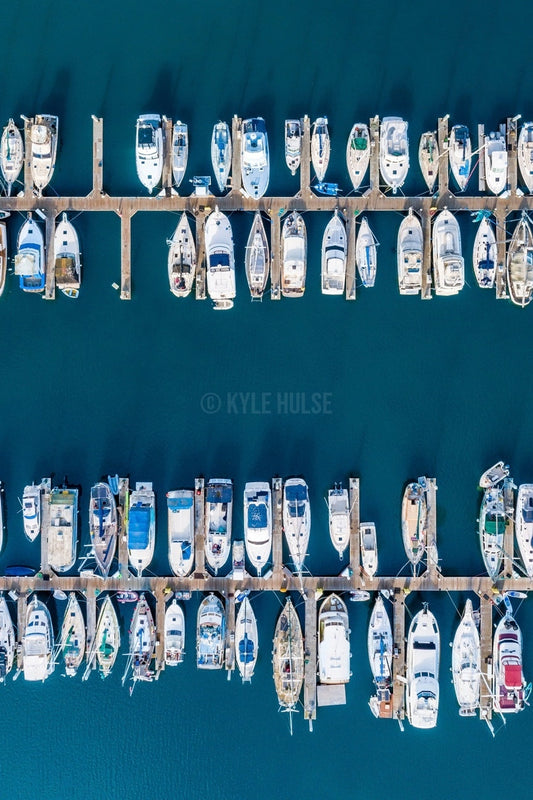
[
  {"left": 206, "top": 485, "right": 232, "bottom": 503},
  {"left": 168, "top": 496, "right": 193, "bottom": 511},
  {"left": 247, "top": 502, "right": 267, "bottom": 529},
  {"left": 129, "top": 506, "right": 150, "bottom": 549},
  {"left": 285, "top": 484, "right": 307, "bottom": 515},
  {"left": 209, "top": 252, "right": 230, "bottom": 268}
]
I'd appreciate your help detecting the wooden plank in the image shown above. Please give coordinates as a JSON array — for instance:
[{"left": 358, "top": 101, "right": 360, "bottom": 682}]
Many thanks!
[
  {"left": 478, "top": 124, "right": 486, "bottom": 192},
  {"left": 495, "top": 209, "right": 507, "bottom": 299},
  {"left": 117, "top": 477, "right": 130, "bottom": 576},
  {"left": 194, "top": 477, "right": 206, "bottom": 577},
  {"left": 348, "top": 477, "right": 360, "bottom": 578},
  {"left": 85, "top": 589, "right": 96, "bottom": 664},
  {"left": 437, "top": 116, "right": 449, "bottom": 196},
  {"left": 225, "top": 592, "right": 236, "bottom": 676},
  {"left": 22, "top": 116, "right": 33, "bottom": 196},
  {"left": 507, "top": 117, "right": 518, "bottom": 196},
  {"left": 392, "top": 590, "right": 406, "bottom": 720},
  {"left": 269, "top": 210, "right": 281, "bottom": 299},
  {"left": 120, "top": 211, "right": 132, "bottom": 300},
  {"left": 271, "top": 477, "right": 283, "bottom": 582},
  {"left": 154, "top": 587, "right": 166, "bottom": 675},
  {"left": 425, "top": 478, "right": 439, "bottom": 579},
  {"left": 44, "top": 212, "right": 56, "bottom": 300},
  {"left": 502, "top": 478, "right": 515, "bottom": 579},
  {"left": 369, "top": 116, "right": 380, "bottom": 193},
  {"left": 194, "top": 209, "right": 207, "bottom": 300},
  {"left": 161, "top": 116, "right": 174, "bottom": 194},
  {"left": 300, "top": 115, "right": 311, "bottom": 195},
  {"left": 344, "top": 210, "right": 356, "bottom": 300},
  {"left": 479, "top": 593, "right": 493, "bottom": 721},
  {"left": 91, "top": 115, "right": 104, "bottom": 195},
  {"left": 230, "top": 115, "right": 242, "bottom": 193},
  {"left": 40, "top": 485, "right": 51, "bottom": 576},
  {"left": 303, "top": 590, "right": 317, "bottom": 724},
  {"left": 421, "top": 206, "right": 433, "bottom": 300}
]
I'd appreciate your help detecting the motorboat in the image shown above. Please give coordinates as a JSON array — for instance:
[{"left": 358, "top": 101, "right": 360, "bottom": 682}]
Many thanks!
[
  {"left": 479, "top": 461, "right": 509, "bottom": 488},
  {"left": 418, "top": 131, "right": 439, "bottom": 193},
  {"left": 283, "top": 477, "right": 311, "bottom": 573},
  {"left": 379, "top": 116, "right": 409, "bottom": 193},
  {"left": 515, "top": 484, "right": 533, "bottom": 577},
  {"left": 346, "top": 123, "right": 370, "bottom": 191},
  {"left": 328, "top": 484, "right": 350, "bottom": 558},
  {"left": 321, "top": 210, "right": 347, "bottom": 295},
  {"left": 22, "top": 596, "right": 54, "bottom": 682},
  {"left": 165, "top": 598, "right": 185, "bottom": 666},
  {"left": 479, "top": 484, "right": 506, "bottom": 580},
  {"left": 493, "top": 608, "right": 527, "bottom": 714},
  {"left": 205, "top": 207, "right": 235, "bottom": 309},
  {"left": 22, "top": 484, "right": 41, "bottom": 541},
  {"left": 401, "top": 480, "right": 427, "bottom": 570},
  {"left": 406, "top": 604, "right": 440, "bottom": 729},
  {"left": 117, "top": 591, "right": 139, "bottom": 603},
  {"left": 245, "top": 211, "right": 269, "bottom": 299},
  {"left": 171, "top": 121, "right": 188, "bottom": 187},
  {"left": 127, "top": 482, "right": 156, "bottom": 577},
  {"left": 167, "top": 489, "right": 195, "bottom": 577},
  {"left": 60, "top": 592, "right": 86, "bottom": 677},
  {"left": 356, "top": 216, "right": 377, "bottom": 287},
  {"left": 29, "top": 114, "right": 58, "bottom": 194},
  {"left": 448, "top": 125, "right": 471, "bottom": 191},
  {"left": 472, "top": 216, "right": 496, "bottom": 289},
  {"left": 129, "top": 594, "right": 156, "bottom": 685},
  {"left": 168, "top": 212, "right": 196, "bottom": 297},
  {"left": 517, "top": 121, "right": 533, "bottom": 192},
  {"left": 360, "top": 522, "right": 378, "bottom": 577},
  {"left": 135, "top": 114, "right": 163, "bottom": 194},
  {"left": 507, "top": 212, "right": 533, "bottom": 307},
  {"left": 317, "top": 593, "right": 350, "bottom": 685},
  {"left": 0, "top": 595, "right": 15, "bottom": 683},
  {"left": 397, "top": 208, "right": 423, "bottom": 295},
  {"left": 14, "top": 213, "right": 45, "bottom": 293},
  {"left": 95, "top": 595, "right": 120, "bottom": 678},
  {"left": 484, "top": 130, "right": 508, "bottom": 195},
  {"left": 235, "top": 596, "right": 258, "bottom": 682},
  {"left": 311, "top": 117, "right": 330, "bottom": 181},
  {"left": 281, "top": 211, "right": 307, "bottom": 297},
  {"left": 451, "top": 599, "right": 480, "bottom": 716},
  {"left": 241, "top": 117, "right": 269, "bottom": 199},
  {"left": 196, "top": 593, "right": 225, "bottom": 669},
  {"left": 205, "top": 478, "right": 233, "bottom": 575},
  {"left": 368, "top": 594, "right": 393, "bottom": 719},
  {"left": 47, "top": 485, "right": 78, "bottom": 573},
  {"left": 54, "top": 213, "right": 81, "bottom": 298},
  {"left": 89, "top": 481, "right": 117, "bottom": 577},
  {"left": 272, "top": 597, "right": 304, "bottom": 726},
  {"left": 243, "top": 481, "right": 272, "bottom": 576},
  {"left": 211, "top": 121, "right": 231, "bottom": 193},
  {"left": 0, "top": 118, "right": 23, "bottom": 195},
  {"left": 432, "top": 208, "right": 464, "bottom": 296},
  {"left": 285, "top": 119, "right": 302, "bottom": 175}
]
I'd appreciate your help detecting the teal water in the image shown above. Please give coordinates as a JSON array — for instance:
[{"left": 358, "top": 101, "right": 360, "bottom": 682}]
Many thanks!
[{"left": 2, "top": 1, "right": 533, "bottom": 798}]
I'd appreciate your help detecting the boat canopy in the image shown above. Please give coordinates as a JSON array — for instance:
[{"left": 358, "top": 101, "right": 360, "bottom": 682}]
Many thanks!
[
  {"left": 209, "top": 253, "right": 230, "bottom": 268},
  {"left": 353, "top": 136, "right": 368, "bottom": 150},
  {"left": 129, "top": 506, "right": 150, "bottom": 549},
  {"left": 14, "top": 251, "right": 39, "bottom": 275},
  {"left": 485, "top": 518, "right": 506, "bottom": 535},
  {"left": 247, "top": 502, "right": 267, "bottom": 529},
  {"left": 138, "top": 125, "right": 156, "bottom": 146},
  {"left": 168, "top": 496, "right": 193, "bottom": 510},
  {"left": 207, "top": 485, "right": 232, "bottom": 503},
  {"left": 239, "top": 634, "right": 255, "bottom": 663},
  {"left": 55, "top": 256, "right": 78, "bottom": 286},
  {"left": 504, "top": 663, "right": 523, "bottom": 687}
]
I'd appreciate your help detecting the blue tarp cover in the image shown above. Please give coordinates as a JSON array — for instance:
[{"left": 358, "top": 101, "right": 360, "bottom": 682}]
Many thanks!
[
  {"left": 248, "top": 503, "right": 267, "bottom": 528},
  {"left": 239, "top": 634, "right": 255, "bottom": 663},
  {"left": 128, "top": 505, "right": 150, "bottom": 549},
  {"left": 209, "top": 253, "right": 230, "bottom": 268}
]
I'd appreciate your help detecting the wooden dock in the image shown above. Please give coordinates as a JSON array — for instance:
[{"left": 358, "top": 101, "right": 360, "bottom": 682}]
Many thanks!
[
  {"left": 392, "top": 590, "right": 406, "bottom": 721},
  {"left": 85, "top": 590, "right": 97, "bottom": 670},
  {"left": 479, "top": 592, "right": 493, "bottom": 722},
  {"left": 225, "top": 592, "right": 236, "bottom": 677},
  {"left": 303, "top": 589, "right": 317, "bottom": 726},
  {"left": 270, "top": 210, "right": 281, "bottom": 299},
  {"left": 230, "top": 115, "right": 242, "bottom": 194},
  {"left": 437, "top": 116, "right": 449, "bottom": 197},
  {"left": 507, "top": 116, "right": 519, "bottom": 196},
  {"left": 300, "top": 116, "right": 311, "bottom": 197},
  {"left": 91, "top": 115, "right": 104, "bottom": 196},
  {"left": 348, "top": 477, "right": 360, "bottom": 576},
  {"left": 117, "top": 477, "right": 130, "bottom": 576},
  {"left": 194, "top": 477, "right": 206, "bottom": 577},
  {"left": 369, "top": 116, "right": 380, "bottom": 194},
  {"left": 425, "top": 478, "right": 439, "bottom": 580},
  {"left": 421, "top": 207, "right": 432, "bottom": 300},
  {"left": 344, "top": 210, "right": 357, "bottom": 300},
  {"left": 503, "top": 479, "right": 515, "bottom": 579}
]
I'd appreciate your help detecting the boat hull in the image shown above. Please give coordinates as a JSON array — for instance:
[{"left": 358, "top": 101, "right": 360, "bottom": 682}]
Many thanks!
[
  {"left": 321, "top": 211, "right": 347, "bottom": 295},
  {"left": 397, "top": 209, "right": 423, "bottom": 295},
  {"left": 235, "top": 596, "right": 258, "bottom": 681},
  {"left": 406, "top": 606, "right": 439, "bottom": 729},
  {"left": 243, "top": 482, "right": 272, "bottom": 576}
]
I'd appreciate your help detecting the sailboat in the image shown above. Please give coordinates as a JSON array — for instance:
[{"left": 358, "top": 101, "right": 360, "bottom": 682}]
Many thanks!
[
  {"left": 506, "top": 212, "right": 533, "bottom": 307},
  {"left": 418, "top": 131, "right": 439, "bottom": 193},
  {"left": 165, "top": 598, "right": 185, "bottom": 666},
  {"left": 368, "top": 594, "right": 393, "bottom": 719},
  {"left": 451, "top": 599, "right": 480, "bottom": 716},
  {"left": 515, "top": 483, "right": 533, "bottom": 577},
  {"left": 128, "top": 594, "right": 156, "bottom": 687},
  {"left": 355, "top": 217, "right": 377, "bottom": 287},
  {"left": 448, "top": 125, "right": 471, "bottom": 191},
  {"left": 235, "top": 596, "right": 258, "bottom": 682},
  {"left": 0, "top": 595, "right": 15, "bottom": 683},
  {"left": 211, "top": 121, "right": 232, "bottom": 193},
  {"left": 479, "top": 484, "right": 506, "bottom": 580},
  {"left": 401, "top": 480, "right": 428, "bottom": 571},
  {"left": 346, "top": 123, "right": 370, "bottom": 191},
  {"left": 0, "top": 218, "right": 6, "bottom": 298},
  {"left": 272, "top": 597, "right": 304, "bottom": 731},
  {"left": 311, "top": 117, "right": 330, "bottom": 181},
  {"left": 245, "top": 211, "right": 269, "bottom": 299},
  {"left": 60, "top": 592, "right": 86, "bottom": 677},
  {"left": 94, "top": 595, "right": 120, "bottom": 678},
  {"left": 168, "top": 212, "right": 196, "bottom": 298},
  {"left": 89, "top": 481, "right": 117, "bottom": 577},
  {"left": 283, "top": 477, "right": 311, "bottom": 573},
  {"left": 0, "top": 119, "right": 23, "bottom": 195}
]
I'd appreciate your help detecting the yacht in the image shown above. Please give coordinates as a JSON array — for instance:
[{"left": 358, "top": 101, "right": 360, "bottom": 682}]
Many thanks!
[
  {"left": 493, "top": 607, "right": 527, "bottom": 714},
  {"left": 171, "top": 121, "right": 188, "bottom": 187},
  {"left": 211, "top": 121, "right": 232, "bottom": 193},
  {"left": 205, "top": 207, "right": 235, "bottom": 309},
  {"left": 283, "top": 477, "right": 311, "bottom": 573},
  {"left": 243, "top": 481, "right": 272, "bottom": 576},
  {"left": 89, "top": 481, "right": 117, "bottom": 577},
  {"left": 448, "top": 125, "right": 471, "bottom": 191},
  {"left": 285, "top": 119, "right": 302, "bottom": 175},
  {"left": 356, "top": 216, "right": 377, "bottom": 287},
  {"left": 368, "top": 595, "right": 393, "bottom": 719},
  {"left": 360, "top": 522, "right": 378, "bottom": 577},
  {"left": 129, "top": 594, "right": 156, "bottom": 685},
  {"left": 14, "top": 213, "right": 45, "bottom": 293},
  {"left": 29, "top": 114, "right": 58, "bottom": 194},
  {"left": 397, "top": 208, "right": 423, "bottom": 295},
  {"left": 272, "top": 597, "right": 304, "bottom": 724},
  {"left": 507, "top": 212, "right": 533, "bottom": 307},
  {"left": 54, "top": 213, "right": 81, "bottom": 298},
  {"left": 484, "top": 130, "right": 508, "bottom": 195},
  {"left": 167, "top": 489, "right": 195, "bottom": 577},
  {"left": 281, "top": 211, "right": 307, "bottom": 297},
  {"left": 235, "top": 596, "right": 258, "bottom": 682},
  {"left": 318, "top": 593, "right": 350, "bottom": 685},
  {"left": 168, "top": 212, "right": 196, "bottom": 298},
  {"left": 517, "top": 121, "right": 533, "bottom": 192},
  {"left": 205, "top": 478, "right": 233, "bottom": 575},
  {"left": 0, "top": 119, "right": 23, "bottom": 195},
  {"left": 47, "top": 486, "right": 78, "bottom": 573},
  {"left": 135, "top": 114, "right": 163, "bottom": 194},
  {"left": 401, "top": 480, "right": 427, "bottom": 570},
  {"left": 0, "top": 595, "right": 15, "bottom": 683},
  {"left": 328, "top": 484, "right": 350, "bottom": 558},
  {"left": 60, "top": 592, "right": 86, "bottom": 677},
  {"left": 311, "top": 117, "right": 330, "bottom": 181},
  {"left": 127, "top": 482, "right": 156, "bottom": 577},
  {"left": 321, "top": 210, "right": 347, "bottom": 295},
  {"left": 432, "top": 208, "right": 464, "bottom": 296},
  {"left": 346, "top": 123, "right": 370, "bottom": 191},
  {"left": 241, "top": 117, "right": 269, "bottom": 199},
  {"left": 0, "top": 219, "right": 6, "bottom": 297},
  {"left": 479, "top": 484, "right": 506, "bottom": 580},
  {"left": 197, "top": 593, "right": 225, "bottom": 669},
  {"left": 379, "top": 116, "right": 409, "bottom": 193},
  {"left": 451, "top": 599, "right": 480, "bottom": 716},
  {"left": 165, "top": 598, "right": 185, "bottom": 666},
  {"left": 418, "top": 131, "right": 439, "bottom": 193},
  {"left": 22, "top": 596, "right": 54, "bottom": 682},
  {"left": 95, "top": 595, "right": 120, "bottom": 678},
  {"left": 406, "top": 605, "right": 440, "bottom": 729},
  {"left": 22, "top": 484, "right": 41, "bottom": 541},
  {"left": 472, "top": 216, "right": 496, "bottom": 289},
  {"left": 245, "top": 211, "right": 269, "bottom": 299},
  {"left": 515, "top": 484, "right": 533, "bottom": 577}
]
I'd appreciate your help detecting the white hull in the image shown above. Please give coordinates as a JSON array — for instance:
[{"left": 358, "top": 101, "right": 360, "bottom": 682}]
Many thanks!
[
  {"left": 23, "top": 597, "right": 54, "bottom": 682},
  {"left": 130, "top": 595, "right": 156, "bottom": 683},
  {"left": 241, "top": 117, "right": 269, "bottom": 199},
  {"left": 30, "top": 114, "right": 58, "bottom": 194},
  {"left": 243, "top": 482, "right": 272, "bottom": 576},
  {"left": 472, "top": 216, "right": 496, "bottom": 289},
  {"left": 235, "top": 596, "right": 258, "bottom": 681},
  {"left": 168, "top": 212, "right": 196, "bottom": 297},
  {"left": 493, "top": 612, "right": 526, "bottom": 714},
  {"left": 328, "top": 486, "right": 350, "bottom": 557},
  {"left": 367, "top": 595, "right": 393, "bottom": 702},
  {"left": 136, "top": 114, "right": 163, "bottom": 194},
  {"left": 283, "top": 478, "right": 310, "bottom": 572},
  {"left": 54, "top": 213, "right": 81, "bottom": 297},
  {"left": 0, "top": 595, "right": 15, "bottom": 682},
  {"left": 321, "top": 210, "right": 346, "bottom": 295},
  {"left": 479, "top": 485, "right": 505, "bottom": 580},
  {"left": 397, "top": 208, "right": 423, "bottom": 295},
  {"left": 95, "top": 595, "right": 120, "bottom": 677},
  {"left": 165, "top": 599, "right": 185, "bottom": 665},
  {"left": 346, "top": 123, "right": 370, "bottom": 191},
  {"left": 272, "top": 597, "right": 304, "bottom": 710},
  {"left": 61, "top": 592, "right": 86, "bottom": 677},
  {"left": 128, "top": 483, "right": 156, "bottom": 577},
  {"left": 205, "top": 207, "right": 235, "bottom": 308},
  {"left": 318, "top": 594, "right": 350, "bottom": 685},
  {"left": 197, "top": 593, "right": 225, "bottom": 669},
  {"left": 406, "top": 606, "right": 439, "bottom": 729},
  {"left": 507, "top": 213, "right": 533, "bottom": 307},
  {"left": 285, "top": 119, "right": 302, "bottom": 175},
  {"left": 245, "top": 212, "right": 269, "bottom": 298},
  {"left": 0, "top": 119, "right": 23, "bottom": 194},
  {"left": 356, "top": 217, "right": 377, "bottom": 287},
  {"left": 281, "top": 211, "right": 307, "bottom": 296},
  {"left": 401, "top": 481, "right": 427, "bottom": 567},
  {"left": 479, "top": 461, "right": 509, "bottom": 489},
  {"left": 47, "top": 487, "right": 78, "bottom": 573},
  {"left": 515, "top": 484, "right": 533, "bottom": 577},
  {"left": 484, "top": 132, "right": 507, "bottom": 196},
  {"left": 89, "top": 482, "right": 117, "bottom": 577},
  {"left": 22, "top": 484, "right": 41, "bottom": 541},
  {"left": 418, "top": 131, "right": 439, "bottom": 193},
  {"left": 311, "top": 117, "right": 330, "bottom": 181},
  {"left": 449, "top": 125, "right": 471, "bottom": 191},
  {"left": 211, "top": 122, "right": 231, "bottom": 193},
  {"left": 171, "top": 121, "right": 188, "bottom": 187},
  {"left": 451, "top": 599, "right": 480, "bottom": 715},
  {"left": 380, "top": 116, "right": 409, "bottom": 193},
  {"left": 205, "top": 479, "right": 233, "bottom": 574},
  {"left": 360, "top": 521, "right": 378, "bottom": 577},
  {"left": 15, "top": 214, "right": 45, "bottom": 293},
  {"left": 518, "top": 122, "right": 533, "bottom": 192},
  {"left": 432, "top": 209, "right": 464, "bottom": 296},
  {"left": 167, "top": 489, "right": 195, "bottom": 577}
]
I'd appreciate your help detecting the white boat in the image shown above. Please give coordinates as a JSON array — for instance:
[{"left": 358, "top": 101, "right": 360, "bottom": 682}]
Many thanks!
[
  {"left": 168, "top": 212, "right": 196, "bottom": 298},
  {"left": 484, "top": 130, "right": 508, "bottom": 195},
  {"left": 241, "top": 117, "right": 269, "bottom": 199},
  {"left": 328, "top": 484, "right": 350, "bottom": 558},
  {"left": 205, "top": 206, "right": 235, "bottom": 309},
  {"left": 0, "top": 220, "right": 6, "bottom": 297},
  {"left": 479, "top": 461, "right": 509, "bottom": 488},
  {"left": 235, "top": 596, "right": 258, "bottom": 682},
  {"left": 22, "top": 596, "right": 54, "bottom": 682},
  {"left": 54, "top": 213, "right": 81, "bottom": 298},
  {"left": 281, "top": 211, "right": 307, "bottom": 297},
  {"left": 379, "top": 116, "right": 409, "bottom": 193},
  {"left": 346, "top": 123, "right": 370, "bottom": 191},
  {"left": 165, "top": 598, "right": 185, "bottom": 666},
  {"left": 360, "top": 522, "right": 378, "bottom": 577},
  {"left": 356, "top": 216, "right": 377, "bottom": 287},
  {"left": 397, "top": 208, "right": 423, "bottom": 295},
  {"left": 127, "top": 482, "right": 156, "bottom": 577},
  {"left": 60, "top": 592, "right": 86, "bottom": 677},
  {"left": 401, "top": 481, "right": 427, "bottom": 569},
  {"left": 507, "top": 212, "right": 533, "bottom": 307},
  {"left": 418, "top": 131, "right": 439, "bottom": 193},
  {"left": 432, "top": 208, "right": 464, "bottom": 296},
  {"left": 283, "top": 477, "right": 311, "bottom": 573},
  {"left": 47, "top": 486, "right": 78, "bottom": 573},
  {"left": 135, "top": 114, "right": 163, "bottom": 194},
  {"left": 197, "top": 593, "right": 225, "bottom": 670},
  {"left": 211, "top": 121, "right": 232, "bottom": 193},
  {"left": 493, "top": 609, "right": 527, "bottom": 714},
  {"left": 29, "top": 114, "right": 58, "bottom": 195},
  {"left": 451, "top": 599, "right": 480, "bottom": 716},
  {"left": 368, "top": 594, "right": 393, "bottom": 718},
  {"left": 129, "top": 594, "right": 156, "bottom": 684},
  {"left": 167, "top": 489, "right": 195, "bottom": 577},
  {"left": 517, "top": 121, "right": 533, "bottom": 192},
  {"left": 318, "top": 593, "right": 350, "bottom": 685},
  {"left": 472, "top": 216, "right": 496, "bottom": 289},
  {"left": 321, "top": 210, "right": 347, "bottom": 295},
  {"left": 272, "top": 597, "right": 304, "bottom": 720},
  {"left": 22, "top": 484, "right": 41, "bottom": 541},
  {"left": 95, "top": 595, "right": 120, "bottom": 678},
  {"left": 311, "top": 117, "right": 330, "bottom": 182},
  {"left": 406, "top": 605, "right": 440, "bottom": 729},
  {"left": 171, "top": 121, "right": 188, "bottom": 188},
  {"left": 205, "top": 479, "right": 233, "bottom": 575},
  {"left": 449, "top": 125, "right": 471, "bottom": 191},
  {"left": 14, "top": 213, "right": 45, "bottom": 293},
  {"left": 479, "top": 484, "right": 506, "bottom": 580},
  {"left": 0, "top": 119, "right": 23, "bottom": 195},
  {"left": 245, "top": 211, "right": 269, "bottom": 299},
  {"left": 0, "top": 595, "right": 15, "bottom": 683},
  {"left": 89, "top": 482, "right": 117, "bottom": 577},
  {"left": 243, "top": 481, "right": 272, "bottom": 576},
  {"left": 515, "top": 484, "right": 533, "bottom": 577},
  {"left": 285, "top": 119, "right": 302, "bottom": 175}
]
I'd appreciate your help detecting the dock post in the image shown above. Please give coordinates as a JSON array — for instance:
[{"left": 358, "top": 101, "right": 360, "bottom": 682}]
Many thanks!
[
  {"left": 392, "top": 590, "right": 406, "bottom": 721},
  {"left": 507, "top": 117, "right": 518, "bottom": 195},
  {"left": 86, "top": 589, "right": 97, "bottom": 668},
  {"left": 369, "top": 116, "right": 380, "bottom": 194},
  {"left": 300, "top": 115, "right": 311, "bottom": 195},
  {"left": 478, "top": 124, "right": 486, "bottom": 192},
  {"left": 194, "top": 209, "right": 207, "bottom": 300},
  {"left": 348, "top": 477, "right": 360, "bottom": 581},
  {"left": 90, "top": 115, "right": 104, "bottom": 196},
  {"left": 21, "top": 116, "right": 33, "bottom": 196},
  {"left": 44, "top": 211, "right": 56, "bottom": 300},
  {"left": 271, "top": 477, "right": 283, "bottom": 588},
  {"left": 269, "top": 209, "right": 281, "bottom": 300},
  {"left": 119, "top": 210, "right": 133, "bottom": 300},
  {"left": 154, "top": 586, "right": 166, "bottom": 676},
  {"left": 420, "top": 205, "right": 433, "bottom": 299},
  {"left": 437, "top": 116, "right": 449, "bottom": 197},
  {"left": 479, "top": 592, "right": 493, "bottom": 722},
  {"left": 425, "top": 478, "right": 439, "bottom": 580},
  {"left": 230, "top": 115, "right": 242, "bottom": 193},
  {"left": 225, "top": 592, "right": 236, "bottom": 677},
  {"left": 494, "top": 208, "right": 507, "bottom": 299},
  {"left": 117, "top": 477, "right": 130, "bottom": 577},
  {"left": 161, "top": 116, "right": 174, "bottom": 195},
  {"left": 303, "top": 589, "right": 317, "bottom": 727},
  {"left": 194, "top": 477, "right": 206, "bottom": 578},
  {"left": 344, "top": 210, "right": 357, "bottom": 300}
]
